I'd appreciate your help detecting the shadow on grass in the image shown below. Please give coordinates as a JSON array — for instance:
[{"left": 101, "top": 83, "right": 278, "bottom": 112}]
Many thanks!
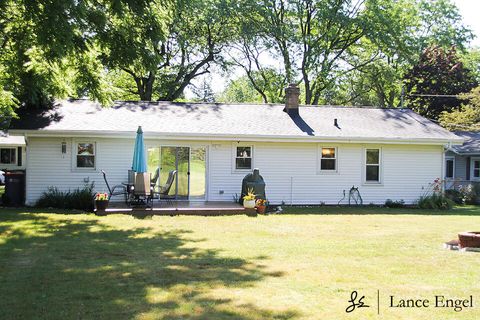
[
  {"left": 0, "top": 210, "right": 298, "bottom": 319},
  {"left": 280, "top": 205, "right": 480, "bottom": 216}
]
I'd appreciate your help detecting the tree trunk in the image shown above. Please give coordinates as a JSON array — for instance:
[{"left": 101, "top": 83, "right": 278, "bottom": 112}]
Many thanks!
[{"left": 134, "top": 71, "right": 155, "bottom": 101}]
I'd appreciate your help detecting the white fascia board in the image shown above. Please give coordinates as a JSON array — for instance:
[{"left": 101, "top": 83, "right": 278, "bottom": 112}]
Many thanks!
[{"left": 11, "top": 129, "right": 462, "bottom": 145}]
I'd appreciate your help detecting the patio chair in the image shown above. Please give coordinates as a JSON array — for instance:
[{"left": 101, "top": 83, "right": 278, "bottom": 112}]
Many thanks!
[
  {"left": 128, "top": 169, "right": 135, "bottom": 184},
  {"left": 151, "top": 167, "right": 160, "bottom": 186},
  {"left": 101, "top": 170, "right": 128, "bottom": 203},
  {"left": 155, "top": 170, "right": 177, "bottom": 205},
  {"left": 129, "top": 172, "right": 154, "bottom": 208}
]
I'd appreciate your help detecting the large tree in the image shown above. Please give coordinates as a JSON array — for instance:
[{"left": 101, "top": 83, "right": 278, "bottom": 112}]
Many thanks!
[
  {"left": 338, "top": 0, "right": 473, "bottom": 107},
  {"left": 0, "top": 0, "right": 159, "bottom": 122},
  {"left": 227, "top": 0, "right": 473, "bottom": 106},
  {"left": 102, "top": 0, "right": 237, "bottom": 101},
  {"left": 403, "top": 46, "right": 477, "bottom": 120}
]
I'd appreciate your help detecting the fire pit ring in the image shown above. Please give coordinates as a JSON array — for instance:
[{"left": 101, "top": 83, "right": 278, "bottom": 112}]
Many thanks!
[{"left": 458, "top": 232, "right": 480, "bottom": 248}]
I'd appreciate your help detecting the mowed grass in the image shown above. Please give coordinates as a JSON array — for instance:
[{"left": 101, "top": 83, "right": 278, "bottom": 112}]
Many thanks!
[{"left": 1, "top": 207, "right": 480, "bottom": 319}]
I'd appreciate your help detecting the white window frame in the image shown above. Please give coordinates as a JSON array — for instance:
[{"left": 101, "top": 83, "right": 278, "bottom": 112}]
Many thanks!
[
  {"left": 364, "top": 147, "right": 382, "bottom": 184},
  {"left": 232, "top": 144, "right": 254, "bottom": 172},
  {"left": 73, "top": 141, "right": 96, "bottom": 171},
  {"left": 318, "top": 146, "right": 338, "bottom": 174},
  {"left": 471, "top": 157, "right": 480, "bottom": 181},
  {"left": 445, "top": 156, "right": 455, "bottom": 179},
  {"left": 0, "top": 147, "right": 16, "bottom": 165}
]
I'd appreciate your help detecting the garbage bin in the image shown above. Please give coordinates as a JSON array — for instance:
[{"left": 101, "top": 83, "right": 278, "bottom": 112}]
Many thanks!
[{"left": 4, "top": 170, "right": 25, "bottom": 206}]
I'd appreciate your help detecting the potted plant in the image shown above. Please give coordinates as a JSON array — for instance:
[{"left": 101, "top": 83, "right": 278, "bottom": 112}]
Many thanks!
[
  {"left": 256, "top": 199, "right": 267, "bottom": 214},
  {"left": 94, "top": 192, "right": 109, "bottom": 212},
  {"left": 243, "top": 188, "right": 256, "bottom": 208}
]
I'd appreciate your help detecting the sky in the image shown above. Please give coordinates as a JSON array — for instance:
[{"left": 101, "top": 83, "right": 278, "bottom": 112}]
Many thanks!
[
  {"left": 187, "top": 0, "right": 480, "bottom": 98},
  {"left": 454, "top": 0, "right": 480, "bottom": 47}
]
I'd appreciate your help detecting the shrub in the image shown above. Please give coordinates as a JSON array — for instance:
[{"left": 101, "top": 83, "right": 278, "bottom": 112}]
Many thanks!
[
  {"left": 445, "top": 189, "right": 464, "bottom": 205},
  {"left": 36, "top": 183, "right": 95, "bottom": 212},
  {"left": 384, "top": 199, "right": 405, "bottom": 208},
  {"left": 469, "top": 183, "right": 480, "bottom": 204},
  {"left": 417, "top": 193, "right": 454, "bottom": 210}
]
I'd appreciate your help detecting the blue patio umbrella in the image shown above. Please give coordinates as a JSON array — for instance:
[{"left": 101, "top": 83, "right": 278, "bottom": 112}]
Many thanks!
[{"left": 132, "top": 126, "right": 148, "bottom": 173}]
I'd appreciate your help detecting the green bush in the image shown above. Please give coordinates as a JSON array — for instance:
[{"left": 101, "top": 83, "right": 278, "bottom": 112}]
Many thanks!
[
  {"left": 417, "top": 193, "right": 454, "bottom": 210},
  {"left": 36, "top": 183, "right": 95, "bottom": 212},
  {"left": 384, "top": 199, "right": 405, "bottom": 208},
  {"left": 469, "top": 183, "right": 480, "bottom": 205},
  {"left": 444, "top": 189, "right": 464, "bottom": 205}
]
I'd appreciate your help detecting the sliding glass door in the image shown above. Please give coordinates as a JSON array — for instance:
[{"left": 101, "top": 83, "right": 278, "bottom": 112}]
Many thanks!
[
  {"left": 148, "top": 145, "right": 206, "bottom": 200},
  {"left": 190, "top": 147, "right": 206, "bottom": 200}
]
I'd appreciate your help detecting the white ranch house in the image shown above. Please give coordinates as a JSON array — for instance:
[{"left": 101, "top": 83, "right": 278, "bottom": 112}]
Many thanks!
[{"left": 10, "top": 87, "right": 462, "bottom": 206}]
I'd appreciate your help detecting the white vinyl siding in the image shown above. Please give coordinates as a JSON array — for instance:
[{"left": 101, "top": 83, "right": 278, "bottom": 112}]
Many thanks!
[
  {"left": 25, "top": 137, "right": 443, "bottom": 206},
  {"left": 208, "top": 142, "right": 442, "bottom": 205}
]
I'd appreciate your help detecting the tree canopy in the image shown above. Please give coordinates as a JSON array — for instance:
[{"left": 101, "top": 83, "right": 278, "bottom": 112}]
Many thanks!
[
  {"left": 403, "top": 46, "right": 478, "bottom": 120},
  {"left": 439, "top": 86, "right": 480, "bottom": 131},
  {"left": 0, "top": 0, "right": 478, "bottom": 126}
]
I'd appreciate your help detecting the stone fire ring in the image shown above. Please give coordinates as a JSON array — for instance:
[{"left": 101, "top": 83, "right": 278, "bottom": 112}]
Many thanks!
[{"left": 458, "top": 232, "right": 480, "bottom": 248}]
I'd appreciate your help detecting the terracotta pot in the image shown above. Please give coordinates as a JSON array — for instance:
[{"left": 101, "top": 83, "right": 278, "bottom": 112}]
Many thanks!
[
  {"left": 256, "top": 205, "right": 266, "bottom": 214},
  {"left": 95, "top": 199, "right": 109, "bottom": 211},
  {"left": 243, "top": 199, "right": 256, "bottom": 209}
]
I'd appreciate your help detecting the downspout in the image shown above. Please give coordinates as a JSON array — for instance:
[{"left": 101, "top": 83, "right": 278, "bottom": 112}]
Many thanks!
[
  {"left": 441, "top": 146, "right": 446, "bottom": 192},
  {"left": 290, "top": 176, "right": 293, "bottom": 206}
]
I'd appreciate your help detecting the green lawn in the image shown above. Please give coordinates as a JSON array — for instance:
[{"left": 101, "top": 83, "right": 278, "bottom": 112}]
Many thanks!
[{"left": 1, "top": 206, "right": 480, "bottom": 319}]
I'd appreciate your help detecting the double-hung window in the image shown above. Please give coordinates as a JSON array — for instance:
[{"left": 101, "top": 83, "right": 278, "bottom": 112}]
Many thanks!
[
  {"left": 320, "top": 147, "right": 337, "bottom": 171},
  {"left": 365, "top": 148, "right": 381, "bottom": 183},
  {"left": 472, "top": 158, "right": 480, "bottom": 180},
  {"left": 0, "top": 148, "right": 16, "bottom": 165},
  {"left": 235, "top": 146, "right": 252, "bottom": 170},
  {"left": 445, "top": 157, "right": 455, "bottom": 179},
  {"left": 76, "top": 142, "right": 96, "bottom": 169}
]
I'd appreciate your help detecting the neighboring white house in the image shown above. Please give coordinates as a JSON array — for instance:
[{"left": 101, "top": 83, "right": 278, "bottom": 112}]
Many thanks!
[
  {"left": 444, "top": 131, "right": 480, "bottom": 189},
  {"left": 10, "top": 85, "right": 462, "bottom": 206}
]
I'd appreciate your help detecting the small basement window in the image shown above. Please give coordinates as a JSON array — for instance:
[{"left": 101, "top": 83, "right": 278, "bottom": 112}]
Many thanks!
[
  {"left": 365, "top": 148, "right": 381, "bottom": 182},
  {"left": 235, "top": 146, "right": 252, "bottom": 170},
  {"left": 0, "top": 148, "right": 16, "bottom": 164},
  {"left": 76, "top": 142, "right": 95, "bottom": 169},
  {"left": 320, "top": 147, "right": 337, "bottom": 171}
]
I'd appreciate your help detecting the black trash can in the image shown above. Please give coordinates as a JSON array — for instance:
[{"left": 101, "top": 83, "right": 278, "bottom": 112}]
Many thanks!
[{"left": 4, "top": 170, "right": 25, "bottom": 206}]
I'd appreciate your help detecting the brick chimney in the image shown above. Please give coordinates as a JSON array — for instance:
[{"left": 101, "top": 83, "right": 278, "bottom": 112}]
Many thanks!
[{"left": 284, "top": 83, "right": 300, "bottom": 116}]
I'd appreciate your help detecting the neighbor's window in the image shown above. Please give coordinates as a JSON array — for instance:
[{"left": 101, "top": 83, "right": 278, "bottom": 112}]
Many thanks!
[
  {"left": 0, "top": 148, "right": 16, "bottom": 164},
  {"left": 473, "top": 160, "right": 480, "bottom": 179},
  {"left": 320, "top": 147, "right": 337, "bottom": 171},
  {"left": 365, "top": 148, "right": 380, "bottom": 182},
  {"left": 445, "top": 157, "right": 454, "bottom": 179},
  {"left": 235, "top": 146, "right": 252, "bottom": 170},
  {"left": 76, "top": 143, "right": 95, "bottom": 168}
]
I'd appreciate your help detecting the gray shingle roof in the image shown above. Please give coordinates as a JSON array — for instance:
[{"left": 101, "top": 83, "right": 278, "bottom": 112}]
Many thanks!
[
  {"left": 11, "top": 99, "right": 461, "bottom": 143},
  {"left": 451, "top": 131, "right": 480, "bottom": 153}
]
